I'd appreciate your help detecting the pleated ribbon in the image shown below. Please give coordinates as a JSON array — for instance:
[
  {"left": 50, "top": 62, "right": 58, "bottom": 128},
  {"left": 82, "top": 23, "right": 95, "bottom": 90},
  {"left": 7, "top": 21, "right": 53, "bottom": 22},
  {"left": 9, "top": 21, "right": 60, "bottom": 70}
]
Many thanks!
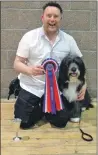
[{"left": 42, "top": 58, "right": 64, "bottom": 114}]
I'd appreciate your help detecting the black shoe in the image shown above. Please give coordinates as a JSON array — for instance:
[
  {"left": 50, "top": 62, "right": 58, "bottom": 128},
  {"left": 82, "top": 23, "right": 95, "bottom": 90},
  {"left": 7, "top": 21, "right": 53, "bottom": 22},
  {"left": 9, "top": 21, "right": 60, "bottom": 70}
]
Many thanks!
[{"left": 20, "top": 121, "right": 35, "bottom": 130}]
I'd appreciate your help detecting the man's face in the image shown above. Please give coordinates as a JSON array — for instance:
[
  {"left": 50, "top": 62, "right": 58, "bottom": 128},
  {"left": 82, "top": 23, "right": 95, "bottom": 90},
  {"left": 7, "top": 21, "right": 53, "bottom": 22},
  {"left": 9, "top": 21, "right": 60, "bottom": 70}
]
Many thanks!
[{"left": 41, "top": 6, "right": 62, "bottom": 34}]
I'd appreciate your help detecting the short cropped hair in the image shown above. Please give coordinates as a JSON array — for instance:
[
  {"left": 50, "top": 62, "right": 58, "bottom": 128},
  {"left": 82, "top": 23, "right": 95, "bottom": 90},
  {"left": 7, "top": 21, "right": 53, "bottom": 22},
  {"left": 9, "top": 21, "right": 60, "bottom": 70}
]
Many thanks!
[{"left": 43, "top": 1, "right": 63, "bottom": 14}]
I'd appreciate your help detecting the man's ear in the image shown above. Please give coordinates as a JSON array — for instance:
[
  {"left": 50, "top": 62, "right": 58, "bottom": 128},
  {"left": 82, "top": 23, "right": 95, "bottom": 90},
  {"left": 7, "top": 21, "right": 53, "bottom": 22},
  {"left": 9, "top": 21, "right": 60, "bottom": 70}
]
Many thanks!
[{"left": 41, "top": 15, "right": 44, "bottom": 22}]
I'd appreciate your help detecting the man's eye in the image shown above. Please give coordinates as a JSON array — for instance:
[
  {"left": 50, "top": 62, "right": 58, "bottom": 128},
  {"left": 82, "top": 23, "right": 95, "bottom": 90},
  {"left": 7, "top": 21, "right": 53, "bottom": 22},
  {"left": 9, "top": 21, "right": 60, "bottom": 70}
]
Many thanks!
[
  {"left": 47, "top": 14, "right": 52, "bottom": 18},
  {"left": 54, "top": 15, "right": 58, "bottom": 18},
  {"left": 48, "top": 15, "right": 59, "bottom": 18}
]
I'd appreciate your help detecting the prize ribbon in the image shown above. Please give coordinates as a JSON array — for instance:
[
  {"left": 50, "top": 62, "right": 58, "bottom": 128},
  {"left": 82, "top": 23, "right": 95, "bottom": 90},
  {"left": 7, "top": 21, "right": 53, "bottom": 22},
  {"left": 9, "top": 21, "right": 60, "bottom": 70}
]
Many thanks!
[{"left": 42, "top": 58, "right": 64, "bottom": 114}]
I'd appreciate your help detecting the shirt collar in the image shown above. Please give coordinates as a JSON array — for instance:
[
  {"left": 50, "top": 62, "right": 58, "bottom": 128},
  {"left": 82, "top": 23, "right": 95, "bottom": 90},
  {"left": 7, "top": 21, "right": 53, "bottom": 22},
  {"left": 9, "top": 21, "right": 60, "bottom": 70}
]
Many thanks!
[{"left": 40, "top": 26, "right": 45, "bottom": 37}]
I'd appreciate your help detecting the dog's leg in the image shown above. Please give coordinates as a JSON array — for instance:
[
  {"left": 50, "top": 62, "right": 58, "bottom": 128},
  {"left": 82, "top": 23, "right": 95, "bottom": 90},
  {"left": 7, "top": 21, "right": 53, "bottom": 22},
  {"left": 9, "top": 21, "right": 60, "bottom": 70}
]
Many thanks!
[{"left": 82, "top": 89, "right": 94, "bottom": 110}]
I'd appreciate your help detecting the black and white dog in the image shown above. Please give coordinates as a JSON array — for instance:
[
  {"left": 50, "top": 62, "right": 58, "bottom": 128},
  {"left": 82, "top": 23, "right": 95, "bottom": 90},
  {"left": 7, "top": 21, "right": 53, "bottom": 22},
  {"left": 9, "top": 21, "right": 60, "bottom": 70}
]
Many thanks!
[{"left": 58, "top": 54, "right": 93, "bottom": 116}]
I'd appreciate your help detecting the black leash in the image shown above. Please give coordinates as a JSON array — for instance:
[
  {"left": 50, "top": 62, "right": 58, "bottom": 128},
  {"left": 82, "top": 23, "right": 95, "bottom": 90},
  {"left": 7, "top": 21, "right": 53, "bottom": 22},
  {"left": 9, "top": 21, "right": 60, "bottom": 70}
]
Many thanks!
[{"left": 79, "top": 117, "right": 93, "bottom": 142}]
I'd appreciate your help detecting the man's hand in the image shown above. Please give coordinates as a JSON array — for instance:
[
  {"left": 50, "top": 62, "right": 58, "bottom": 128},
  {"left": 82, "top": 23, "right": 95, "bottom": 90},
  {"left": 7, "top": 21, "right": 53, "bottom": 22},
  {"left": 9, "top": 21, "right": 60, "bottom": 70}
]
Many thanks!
[
  {"left": 30, "top": 65, "right": 45, "bottom": 76},
  {"left": 14, "top": 56, "right": 45, "bottom": 76},
  {"left": 77, "top": 85, "right": 86, "bottom": 101}
]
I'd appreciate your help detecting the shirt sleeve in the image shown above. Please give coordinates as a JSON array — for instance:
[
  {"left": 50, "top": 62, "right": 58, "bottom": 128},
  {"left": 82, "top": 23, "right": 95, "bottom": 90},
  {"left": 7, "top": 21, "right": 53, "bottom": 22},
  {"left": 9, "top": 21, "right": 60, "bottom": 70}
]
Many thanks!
[
  {"left": 70, "top": 36, "right": 83, "bottom": 57},
  {"left": 16, "top": 33, "right": 30, "bottom": 58}
]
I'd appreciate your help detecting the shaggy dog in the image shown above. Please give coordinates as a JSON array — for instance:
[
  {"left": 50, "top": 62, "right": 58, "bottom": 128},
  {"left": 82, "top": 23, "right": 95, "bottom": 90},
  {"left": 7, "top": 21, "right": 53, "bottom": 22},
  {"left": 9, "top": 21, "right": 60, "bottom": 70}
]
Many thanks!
[{"left": 58, "top": 54, "right": 93, "bottom": 114}]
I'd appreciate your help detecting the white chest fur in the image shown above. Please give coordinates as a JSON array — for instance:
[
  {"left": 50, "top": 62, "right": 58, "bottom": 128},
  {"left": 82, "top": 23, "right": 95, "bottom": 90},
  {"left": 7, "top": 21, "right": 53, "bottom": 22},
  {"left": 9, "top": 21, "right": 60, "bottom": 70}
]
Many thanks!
[{"left": 63, "top": 80, "right": 81, "bottom": 102}]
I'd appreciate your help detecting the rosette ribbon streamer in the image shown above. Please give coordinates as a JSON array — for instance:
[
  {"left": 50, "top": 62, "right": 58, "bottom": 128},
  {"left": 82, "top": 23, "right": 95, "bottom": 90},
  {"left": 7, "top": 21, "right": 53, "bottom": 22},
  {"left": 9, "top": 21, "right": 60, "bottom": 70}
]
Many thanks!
[{"left": 42, "top": 58, "right": 64, "bottom": 114}]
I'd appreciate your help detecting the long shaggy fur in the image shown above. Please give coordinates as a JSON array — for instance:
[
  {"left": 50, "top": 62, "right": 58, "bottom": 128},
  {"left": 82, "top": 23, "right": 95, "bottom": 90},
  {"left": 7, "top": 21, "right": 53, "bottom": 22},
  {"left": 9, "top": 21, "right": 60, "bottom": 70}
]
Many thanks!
[{"left": 58, "top": 54, "right": 93, "bottom": 109}]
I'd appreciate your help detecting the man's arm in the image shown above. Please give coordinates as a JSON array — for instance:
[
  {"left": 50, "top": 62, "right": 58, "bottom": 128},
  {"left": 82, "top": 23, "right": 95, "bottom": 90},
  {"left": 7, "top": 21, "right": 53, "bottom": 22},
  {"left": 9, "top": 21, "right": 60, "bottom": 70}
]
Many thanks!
[
  {"left": 77, "top": 83, "right": 87, "bottom": 101},
  {"left": 14, "top": 55, "right": 45, "bottom": 76}
]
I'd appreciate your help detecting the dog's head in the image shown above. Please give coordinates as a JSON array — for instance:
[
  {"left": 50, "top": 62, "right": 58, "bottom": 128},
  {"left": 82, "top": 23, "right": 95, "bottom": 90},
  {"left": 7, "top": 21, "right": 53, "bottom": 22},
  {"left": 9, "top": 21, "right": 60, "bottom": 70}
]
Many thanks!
[{"left": 58, "top": 54, "right": 86, "bottom": 90}]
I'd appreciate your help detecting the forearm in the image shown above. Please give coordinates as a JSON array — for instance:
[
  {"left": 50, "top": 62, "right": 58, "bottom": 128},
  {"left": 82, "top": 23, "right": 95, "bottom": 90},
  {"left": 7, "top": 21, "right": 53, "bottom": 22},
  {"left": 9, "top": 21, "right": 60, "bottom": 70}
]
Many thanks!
[
  {"left": 14, "top": 56, "right": 45, "bottom": 76},
  {"left": 14, "top": 60, "right": 32, "bottom": 76}
]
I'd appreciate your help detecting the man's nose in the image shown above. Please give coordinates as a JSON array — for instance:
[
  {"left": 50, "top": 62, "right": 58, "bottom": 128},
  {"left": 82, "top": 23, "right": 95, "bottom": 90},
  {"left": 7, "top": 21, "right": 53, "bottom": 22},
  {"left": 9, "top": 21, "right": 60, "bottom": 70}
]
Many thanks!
[{"left": 50, "top": 16, "right": 55, "bottom": 21}]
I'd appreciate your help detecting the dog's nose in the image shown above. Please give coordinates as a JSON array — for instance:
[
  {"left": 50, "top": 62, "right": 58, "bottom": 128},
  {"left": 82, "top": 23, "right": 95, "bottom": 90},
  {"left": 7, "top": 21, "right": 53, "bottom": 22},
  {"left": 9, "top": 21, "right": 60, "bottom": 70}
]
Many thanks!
[{"left": 71, "top": 67, "right": 76, "bottom": 72}]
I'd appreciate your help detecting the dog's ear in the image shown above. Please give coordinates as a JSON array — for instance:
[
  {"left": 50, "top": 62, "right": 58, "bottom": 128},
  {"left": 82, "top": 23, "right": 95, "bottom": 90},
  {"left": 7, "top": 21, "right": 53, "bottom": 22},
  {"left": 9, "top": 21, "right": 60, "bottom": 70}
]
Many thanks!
[
  {"left": 58, "top": 78, "right": 63, "bottom": 91},
  {"left": 58, "top": 59, "right": 69, "bottom": 91},
  {"left": 77, "top": 57, "right": 86, "bottom": 80},
  {"left": 58, "top": 76, "right": 68, "bottom": 92},
  {"left": 59, "top": 57, "right": 69, "bottom": 79}
]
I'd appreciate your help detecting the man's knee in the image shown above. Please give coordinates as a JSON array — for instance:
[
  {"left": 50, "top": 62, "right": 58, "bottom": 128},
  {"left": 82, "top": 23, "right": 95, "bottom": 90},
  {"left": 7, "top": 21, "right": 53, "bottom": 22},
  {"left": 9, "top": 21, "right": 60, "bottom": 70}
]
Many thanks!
[
  {"left": 14, "top": 88, "right": 43, "bottom": 129},
  {"left": 45, "top": 110, "right": 70, "bottom": 128}
]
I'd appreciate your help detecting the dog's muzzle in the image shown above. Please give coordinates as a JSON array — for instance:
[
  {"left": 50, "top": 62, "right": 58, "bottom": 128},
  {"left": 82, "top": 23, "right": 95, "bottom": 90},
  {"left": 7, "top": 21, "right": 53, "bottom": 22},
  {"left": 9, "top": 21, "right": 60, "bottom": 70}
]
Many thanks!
[{"left": 68, "top": 63, "right": 80, "bottom": 77}]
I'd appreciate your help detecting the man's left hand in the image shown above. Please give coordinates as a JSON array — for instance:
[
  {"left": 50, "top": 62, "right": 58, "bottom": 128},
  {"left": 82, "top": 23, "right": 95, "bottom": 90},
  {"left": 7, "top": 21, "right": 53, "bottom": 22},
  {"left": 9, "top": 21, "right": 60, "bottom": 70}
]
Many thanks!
[{"left": 77, "top": 86, "right": 86, "bottom": 101}]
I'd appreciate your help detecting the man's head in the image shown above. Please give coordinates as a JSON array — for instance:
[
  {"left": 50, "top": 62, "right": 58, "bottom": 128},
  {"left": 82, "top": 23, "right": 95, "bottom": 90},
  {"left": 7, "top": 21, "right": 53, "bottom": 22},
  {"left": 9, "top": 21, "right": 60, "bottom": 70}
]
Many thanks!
[{"left": 41, "top": 1, "right": 63, "bottom": 35}]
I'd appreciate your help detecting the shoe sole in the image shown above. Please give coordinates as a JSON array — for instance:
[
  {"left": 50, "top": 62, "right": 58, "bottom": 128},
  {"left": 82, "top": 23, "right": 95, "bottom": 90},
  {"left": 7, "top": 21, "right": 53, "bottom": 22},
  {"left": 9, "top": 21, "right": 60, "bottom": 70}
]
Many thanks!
[{"left": 70, "top": 118, "right": 80, "bottom": 123}]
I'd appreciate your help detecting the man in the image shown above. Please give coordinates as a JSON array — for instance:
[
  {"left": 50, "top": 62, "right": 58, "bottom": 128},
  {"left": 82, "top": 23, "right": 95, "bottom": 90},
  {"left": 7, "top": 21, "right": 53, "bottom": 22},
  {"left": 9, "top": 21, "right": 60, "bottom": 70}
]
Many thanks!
[{"left": 14, "top": 1, "right": 86, "bottom": 129}]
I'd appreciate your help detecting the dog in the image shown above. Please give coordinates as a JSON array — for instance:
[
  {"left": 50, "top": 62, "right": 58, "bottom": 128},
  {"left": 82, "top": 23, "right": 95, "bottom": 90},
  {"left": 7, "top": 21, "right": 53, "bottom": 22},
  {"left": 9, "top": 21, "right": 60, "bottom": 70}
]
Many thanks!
[
  {"left": 8, "top": 77, "right": 21, "bottom": 100},
  {"left": 58, "top": 54, "right": 93, "bottom": 111}
]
